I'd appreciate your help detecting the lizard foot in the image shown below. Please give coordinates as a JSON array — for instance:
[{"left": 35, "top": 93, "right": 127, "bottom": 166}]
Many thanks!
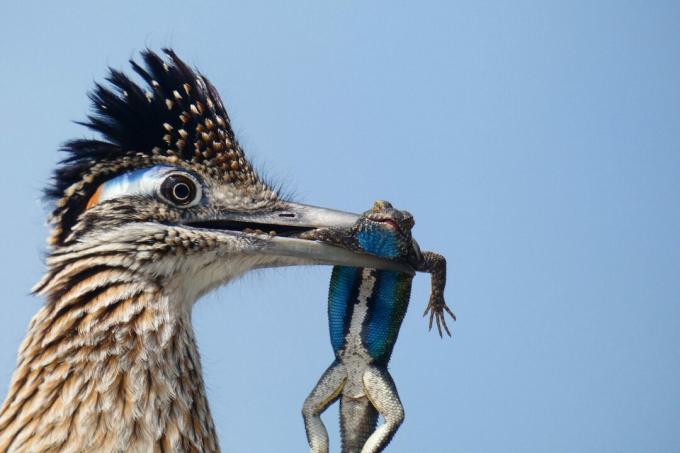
[{"left": 423, "top": 295, "right": 456, "bottom": 338}]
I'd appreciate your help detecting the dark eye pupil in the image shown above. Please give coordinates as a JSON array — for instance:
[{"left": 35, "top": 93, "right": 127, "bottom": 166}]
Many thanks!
[
  {"left": 160, "top": 174, "right": 197, "bottom": 206},
  {"left": 173, "top": 183, "right": 190, "bottom": 200}
]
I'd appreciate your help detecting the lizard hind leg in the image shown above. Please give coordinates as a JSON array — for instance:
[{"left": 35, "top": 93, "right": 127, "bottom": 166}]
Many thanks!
[
  {"left": 302, "top": 361, "right": 348, "bottom": 453},
  {"left": 359, "top": 365, "right": 405, "bottom": 453}
]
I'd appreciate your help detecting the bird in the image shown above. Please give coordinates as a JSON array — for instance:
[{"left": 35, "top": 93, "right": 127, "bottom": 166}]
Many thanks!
[{"left": 0, "top": 49, "right": 412, "bottom": 452}]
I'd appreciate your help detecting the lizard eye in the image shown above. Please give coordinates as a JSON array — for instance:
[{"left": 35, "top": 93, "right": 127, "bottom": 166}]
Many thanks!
[
  {"left": 401, "top": 211, "right": 415, "bottom": 230},
  {"left": 159, "top": 173, "right": 201, "bottom": 207}
]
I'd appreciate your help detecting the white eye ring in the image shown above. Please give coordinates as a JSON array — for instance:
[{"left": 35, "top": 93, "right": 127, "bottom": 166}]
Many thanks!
[{"left": 158, "top": 172, "right": 202, "bottom": 207}]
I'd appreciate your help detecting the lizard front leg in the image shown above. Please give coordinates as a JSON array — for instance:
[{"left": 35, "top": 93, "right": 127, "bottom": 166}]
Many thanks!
[
  {"left": 416, "top": 251, "right": 456, "bottom": 337},
  {"left": 298, "top": 227, "right": 358, "bottom": 250},
  {"left": 302, "top": 361, "right": 348, "bottom": 453}
]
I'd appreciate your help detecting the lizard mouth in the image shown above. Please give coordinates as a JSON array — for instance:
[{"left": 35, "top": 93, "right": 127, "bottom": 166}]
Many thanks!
[{"left": 368, "top": 217, "right": 405, "bottom": 236}]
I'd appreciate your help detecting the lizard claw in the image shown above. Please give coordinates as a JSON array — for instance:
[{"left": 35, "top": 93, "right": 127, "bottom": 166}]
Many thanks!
[{"left": 423, "top": 296, "right": 456, "bottom": 338}]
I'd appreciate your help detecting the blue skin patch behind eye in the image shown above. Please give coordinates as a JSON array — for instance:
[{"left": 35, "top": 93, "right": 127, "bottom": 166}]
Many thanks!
[{"left": 88, "top": 165, "right": 174, "bottom": 208}]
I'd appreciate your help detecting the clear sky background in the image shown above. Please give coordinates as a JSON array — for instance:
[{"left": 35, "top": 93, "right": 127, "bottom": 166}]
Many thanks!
[{"left": 1, "top": 1, "right": 679, "bottom": 452}]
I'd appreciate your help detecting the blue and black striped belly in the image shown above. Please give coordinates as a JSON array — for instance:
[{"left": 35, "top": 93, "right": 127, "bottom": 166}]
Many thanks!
[{"left": 328, "top": 266, "right": 413, "bottom": 363}]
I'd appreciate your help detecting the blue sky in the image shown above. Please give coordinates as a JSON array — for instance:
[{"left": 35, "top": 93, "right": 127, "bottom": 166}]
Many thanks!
[{"left": 1, "top": 1, "right": 679, "bottom": 451}]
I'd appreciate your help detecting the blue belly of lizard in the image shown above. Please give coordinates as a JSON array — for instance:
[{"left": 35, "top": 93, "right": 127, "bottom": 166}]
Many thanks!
[{"left": 328, "top": 229, "right": 413, "bottom": 363}]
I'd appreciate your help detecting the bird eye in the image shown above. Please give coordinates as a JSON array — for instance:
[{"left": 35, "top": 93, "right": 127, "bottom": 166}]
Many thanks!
[{"left": 159, "top": 173, "right": 201, "bottom": 207}]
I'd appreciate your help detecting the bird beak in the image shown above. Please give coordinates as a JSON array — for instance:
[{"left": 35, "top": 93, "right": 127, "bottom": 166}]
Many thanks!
[
  {"left": 258, "top": 202, "right": 415, "bottom": 275},
  {"left": 188, "top": 201, "right": 414, "bottom": 275}
]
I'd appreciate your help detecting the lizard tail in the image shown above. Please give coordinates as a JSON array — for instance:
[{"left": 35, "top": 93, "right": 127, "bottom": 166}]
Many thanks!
[{"left": 340, "top": 396, "right": 379, "bottom": 453}]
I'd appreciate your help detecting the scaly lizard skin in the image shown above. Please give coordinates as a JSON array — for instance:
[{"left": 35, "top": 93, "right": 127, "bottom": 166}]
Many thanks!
[{"left": 301, "top": 201, "right": 455, "bottom": 453}]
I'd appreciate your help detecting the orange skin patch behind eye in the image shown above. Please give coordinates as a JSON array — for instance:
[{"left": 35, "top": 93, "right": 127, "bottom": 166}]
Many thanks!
[{"left": 86, "top": 184, "right": 105, "bottom": 209}]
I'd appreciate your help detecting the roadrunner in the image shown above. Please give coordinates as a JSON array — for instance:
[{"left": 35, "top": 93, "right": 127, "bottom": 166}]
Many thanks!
[{"left": 0, "top": 49, "right": 412, "bottom": 452}]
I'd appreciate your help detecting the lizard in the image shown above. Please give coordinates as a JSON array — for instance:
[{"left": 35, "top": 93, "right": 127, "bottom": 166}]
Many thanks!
[{"left": 300, "top": 200, "right": 455, "bottom": 453}]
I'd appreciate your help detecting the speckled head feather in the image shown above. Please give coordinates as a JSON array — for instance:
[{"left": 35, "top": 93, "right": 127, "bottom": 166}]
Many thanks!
[{"left": 47, "top": 49, "right": 271, "bottom": 246}]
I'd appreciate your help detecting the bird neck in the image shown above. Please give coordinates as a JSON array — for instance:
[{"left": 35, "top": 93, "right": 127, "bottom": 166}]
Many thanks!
[{"left": 0, "top": 255, "right": 220, "bottom": 452}]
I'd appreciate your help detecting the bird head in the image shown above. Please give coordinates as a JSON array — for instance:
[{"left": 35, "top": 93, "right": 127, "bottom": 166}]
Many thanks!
[{"left": 41, "top": 49, "right": 411, "bottom": 303}]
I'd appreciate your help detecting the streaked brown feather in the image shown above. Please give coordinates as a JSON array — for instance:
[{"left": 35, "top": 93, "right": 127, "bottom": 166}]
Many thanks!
[{"left": 0, "top": 244, "right": 219, "bottom": 451}]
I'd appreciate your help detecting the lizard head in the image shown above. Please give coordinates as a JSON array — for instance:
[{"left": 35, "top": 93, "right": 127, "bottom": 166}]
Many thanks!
[{"left": 353, "top": 200, "right": 416, "bottom": 259}]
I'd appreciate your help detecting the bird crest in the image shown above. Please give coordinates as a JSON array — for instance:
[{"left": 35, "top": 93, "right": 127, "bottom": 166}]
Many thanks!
[{"left": 47, "top": 49, "right": 270, "bottom": 246}]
